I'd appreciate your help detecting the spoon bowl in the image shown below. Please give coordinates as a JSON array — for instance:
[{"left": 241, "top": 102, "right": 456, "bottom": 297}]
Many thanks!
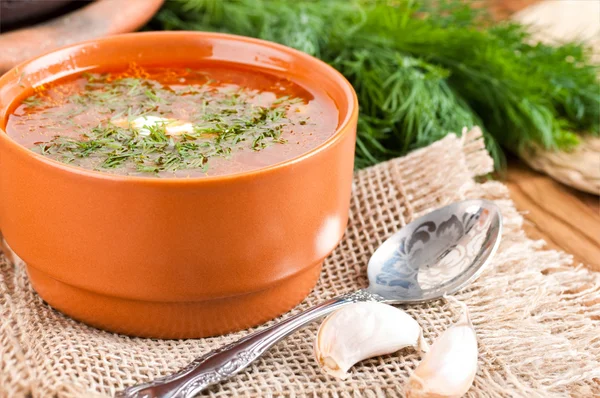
[
  {"left": 119, "top": 200, "right": 502, "bottom": 398},
  {"left": 368, "top": 199, "right": 502, "bottom": 302}
]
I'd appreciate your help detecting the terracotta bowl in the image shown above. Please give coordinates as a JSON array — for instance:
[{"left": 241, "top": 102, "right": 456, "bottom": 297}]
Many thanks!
[
  {"left": 0, "top": 0, "right": 165, "bottom": 74},
  {"left": 0, "top": 32, "right": 358, "bottom": 338}
]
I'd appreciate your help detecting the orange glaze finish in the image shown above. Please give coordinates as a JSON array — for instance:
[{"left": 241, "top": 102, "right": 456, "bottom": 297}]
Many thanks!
[{"left": 0, "top": 32, "right": 358, "bottom": 338}]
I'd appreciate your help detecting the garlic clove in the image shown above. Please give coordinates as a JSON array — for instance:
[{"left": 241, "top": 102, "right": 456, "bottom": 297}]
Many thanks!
[
  {"left": 406, "top": 300, "right": 478, "bottom": 398},
  {"left": 314, "top": 301, "right": 428, "bottom": 379}
]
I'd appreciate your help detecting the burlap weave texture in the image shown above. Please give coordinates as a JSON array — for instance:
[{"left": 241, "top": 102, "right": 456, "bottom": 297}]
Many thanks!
[{"left": 1, "top": 128, "right": 599, "bottom": 397}]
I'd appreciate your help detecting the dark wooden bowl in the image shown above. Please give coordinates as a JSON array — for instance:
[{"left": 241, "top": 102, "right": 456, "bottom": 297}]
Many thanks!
[
  {"left": 1, "top": 0, "right": 79, "bottom": 25},
  {"left": 0, "top": 0, "right": 165, "bottom": 74}
]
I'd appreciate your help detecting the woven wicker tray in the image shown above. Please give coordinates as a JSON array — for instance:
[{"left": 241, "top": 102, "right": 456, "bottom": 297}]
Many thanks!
[{"left": 512, "top": 0, "right": 600, "bottom": 195}]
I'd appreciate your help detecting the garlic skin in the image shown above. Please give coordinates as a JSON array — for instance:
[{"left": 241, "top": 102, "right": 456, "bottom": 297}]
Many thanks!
[
  {"left": 314, "top": 301, "right": 428, "bottom": 379},
  {"left": 406, "top": 301, "right": 477, "bottom": 398}
]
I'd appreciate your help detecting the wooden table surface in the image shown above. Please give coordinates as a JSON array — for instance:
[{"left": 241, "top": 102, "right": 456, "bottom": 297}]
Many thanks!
[{"left": 505, "top": 160, "right": 600, "bottom": 272}]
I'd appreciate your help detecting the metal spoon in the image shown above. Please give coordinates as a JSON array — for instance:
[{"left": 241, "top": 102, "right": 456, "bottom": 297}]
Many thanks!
[{"left": 118, "top": 199, "right": 502, "bottom": 398}]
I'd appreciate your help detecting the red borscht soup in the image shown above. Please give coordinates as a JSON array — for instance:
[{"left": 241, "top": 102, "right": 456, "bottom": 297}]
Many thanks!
[{"left": 6, "top": 64, "right": 338, "bottom": 178}]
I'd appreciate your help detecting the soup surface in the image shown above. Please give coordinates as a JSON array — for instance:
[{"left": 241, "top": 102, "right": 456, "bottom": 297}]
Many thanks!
[{"left": 6, "top": 64, "right": 338, "bottom": 178}]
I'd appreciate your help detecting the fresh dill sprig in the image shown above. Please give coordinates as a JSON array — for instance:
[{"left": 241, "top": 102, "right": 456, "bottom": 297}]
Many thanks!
[{"left": 150, "top": 0, "right": 600, "bottom": 168}]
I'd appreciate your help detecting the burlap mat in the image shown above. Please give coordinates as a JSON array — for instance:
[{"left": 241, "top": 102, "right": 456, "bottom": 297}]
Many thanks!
[{"left": 1, "top": 128, "right": 599, "bottom": 398}]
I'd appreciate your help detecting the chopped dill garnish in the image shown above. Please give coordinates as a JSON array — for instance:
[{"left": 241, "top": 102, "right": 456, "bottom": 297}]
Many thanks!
[
  {"left": 28, "top": 72, "right": 305, "bottom": 175},
  {"left": 17, "top": 72, "right": 26, "bottom": 88},
  {"left": 22, "top": 96, "right": 44, "bottom": 107}
]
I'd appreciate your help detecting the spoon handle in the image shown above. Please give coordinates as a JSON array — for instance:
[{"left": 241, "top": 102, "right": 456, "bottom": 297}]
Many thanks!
[{"left": 116, "top": 290, "right": 382, "bottom": 398}]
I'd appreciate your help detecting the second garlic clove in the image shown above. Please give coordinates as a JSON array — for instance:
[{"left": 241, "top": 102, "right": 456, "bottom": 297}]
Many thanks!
[
  {"left": 314, "top": 301, "right": 428, "bottom": 379},
  {"left": 405, "top": 301, "right": 478, "bottom": 398}
]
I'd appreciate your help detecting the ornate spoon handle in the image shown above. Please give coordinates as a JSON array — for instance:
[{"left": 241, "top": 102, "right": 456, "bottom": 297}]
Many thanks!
[{"left": 116, "top": 290, "right": 381, "bottom": 398}]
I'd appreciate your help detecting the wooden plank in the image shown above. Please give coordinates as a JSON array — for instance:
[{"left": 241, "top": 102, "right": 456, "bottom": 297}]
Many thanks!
[
  {"left": 505, "top": 158, "right": 600, "bottom": 272},
  {"left": 494, "top": 0, "right": 600, "bottom": 273}
]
